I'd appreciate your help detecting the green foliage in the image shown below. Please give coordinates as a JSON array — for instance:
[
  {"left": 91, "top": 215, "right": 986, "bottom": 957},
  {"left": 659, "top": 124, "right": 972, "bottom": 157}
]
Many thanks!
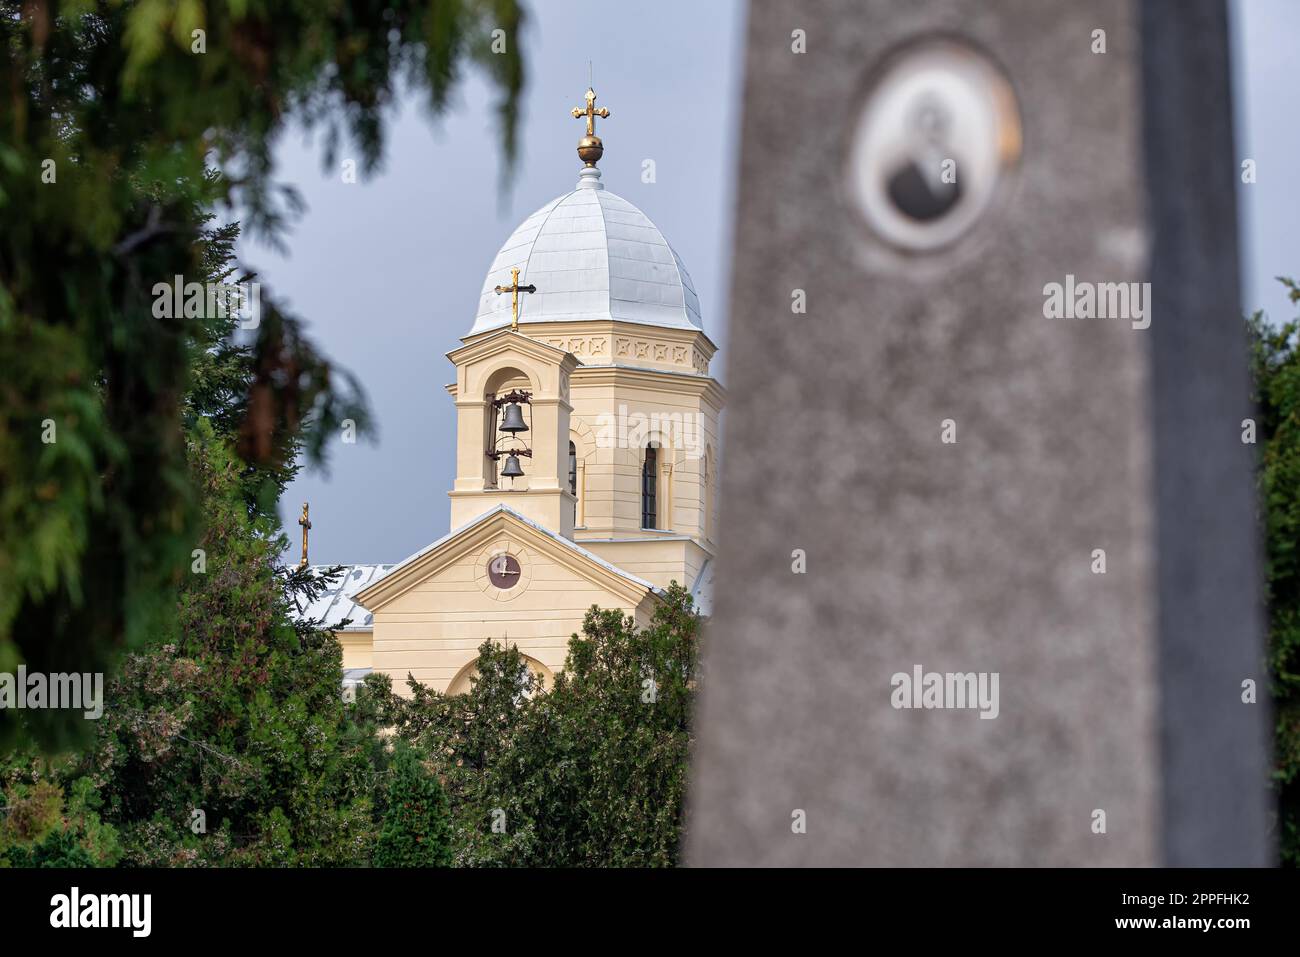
[
  {"left": 0, "top": 0, "right": 524, "bottom": 748},
  {"left": 374, "top": 741, "right": 451, "bottom": 868},
  {"left": 79, "top": 426, "right": 383, "bottom": 866},
  {"left": 1248, "top": 277, "right": 1300, "bottom": 865},
  {"left": 382, "top": 583, "right": 700, "bottom": 867},
  {"left": 0, "top": 751, "right": 122, "bottom": 867},
  {"left": 1, "top": 206, "right": 390, "bottom": 866},
  {"left": 6, "top": 823, "right": 94, "bottom": 867}
]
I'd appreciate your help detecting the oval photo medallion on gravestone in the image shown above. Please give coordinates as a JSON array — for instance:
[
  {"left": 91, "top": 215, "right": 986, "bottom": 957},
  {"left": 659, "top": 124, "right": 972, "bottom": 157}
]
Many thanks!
[
  {"left": 847, "top": 38, "right": 1021, "bottom": 255},
  {"left": 488, "top": 554, "right": 521, "bottom": 589}
]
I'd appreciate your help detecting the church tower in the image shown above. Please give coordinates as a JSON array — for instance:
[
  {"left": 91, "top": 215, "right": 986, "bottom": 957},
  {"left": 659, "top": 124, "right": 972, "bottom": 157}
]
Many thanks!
[
  {"left": 446, "top": 85, "right": 724, "bottom": 591},
  {"left": 320, "top": 84, "right": 723, "bottom": 696}
]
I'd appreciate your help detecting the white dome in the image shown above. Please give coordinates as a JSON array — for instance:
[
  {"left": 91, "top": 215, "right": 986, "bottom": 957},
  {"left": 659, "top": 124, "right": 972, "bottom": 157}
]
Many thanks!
[{"left": 471, "top": 168, "right": 702, "bottom": 336}]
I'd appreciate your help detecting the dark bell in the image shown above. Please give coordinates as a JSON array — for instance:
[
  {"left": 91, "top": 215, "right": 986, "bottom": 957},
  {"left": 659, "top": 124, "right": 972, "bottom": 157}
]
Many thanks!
[
  {"left": 500, "top": 454, "right": 525, "bottom": 479},
  {"left": 499, "top": 402, "right": 528, "bottom": 434}
]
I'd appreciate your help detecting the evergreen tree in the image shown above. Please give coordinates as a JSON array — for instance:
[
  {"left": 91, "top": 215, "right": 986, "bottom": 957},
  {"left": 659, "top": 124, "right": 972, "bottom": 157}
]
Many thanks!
[
  {"left": 0, "top": 0, "right": 525, "bottom": 748},
  {"left": 82, "top": 425, "right": 382, "bottom": 866},
  {"left": 374, "top": 742, "right": 452, "bottom": 868},
  {"left": 1247, "top": 278, "right": 1300, "bottom": 865},
  {"left": 2, "top": 213, "right": 389, "bottom": 866},
  {"left": 381, "top": 583, "right": 700, "bottom": 867}
]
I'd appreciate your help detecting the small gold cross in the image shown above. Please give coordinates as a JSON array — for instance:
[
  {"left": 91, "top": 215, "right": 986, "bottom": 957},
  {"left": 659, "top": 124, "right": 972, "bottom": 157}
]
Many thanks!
[
  {"left": 298, "top": 502, "right": 311, "bottom": 569},
  {"left": 494, "top": 267, "right": 537, "bottom": 331},
  {"left": 571, "top": 87, "right": 610, "bottom": 137}
]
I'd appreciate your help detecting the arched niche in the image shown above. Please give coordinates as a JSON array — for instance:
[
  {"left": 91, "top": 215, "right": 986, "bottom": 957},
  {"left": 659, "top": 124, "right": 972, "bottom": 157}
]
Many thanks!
[
  {"left": 446, "top": 653, "right": 554, "bottom": 696},
  {"left": 482, "top": 364, "right": 535, "bottom": 489}
]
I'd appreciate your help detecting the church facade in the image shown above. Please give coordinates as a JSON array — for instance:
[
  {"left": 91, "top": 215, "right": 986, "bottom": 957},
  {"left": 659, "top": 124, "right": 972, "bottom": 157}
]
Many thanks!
[{"left": 302, "top": 88, "right": 724, "bottom": 696}]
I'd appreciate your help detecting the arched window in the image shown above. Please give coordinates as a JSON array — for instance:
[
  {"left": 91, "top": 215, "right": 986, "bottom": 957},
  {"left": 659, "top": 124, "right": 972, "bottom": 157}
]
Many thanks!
[
  {"left": 568, "top": 441, "right": 578, "bottom": 496},
  {"left": 642, "top": 444, "right": 658, "bottom": 529}
]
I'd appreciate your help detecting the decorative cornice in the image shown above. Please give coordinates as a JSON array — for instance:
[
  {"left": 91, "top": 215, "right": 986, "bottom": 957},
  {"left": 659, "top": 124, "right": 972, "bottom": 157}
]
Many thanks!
[
  {"left": 462, "top": 319, "right": 719, "bottom": 358},
  {"left": 571, "top": 363, "right": 727, "bottom": 408}
]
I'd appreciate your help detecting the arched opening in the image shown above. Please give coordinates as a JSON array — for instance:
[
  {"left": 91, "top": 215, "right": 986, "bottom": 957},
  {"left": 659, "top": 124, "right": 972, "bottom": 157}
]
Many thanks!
[
  {"left": 482, "top": 366, "right": 533, "bottom": 489},
  {"left": 446, "top": 654, "right": 554, "bottom": 696},
  {"left": 642, "top": 443, "right": 659, "bottom": 529}
]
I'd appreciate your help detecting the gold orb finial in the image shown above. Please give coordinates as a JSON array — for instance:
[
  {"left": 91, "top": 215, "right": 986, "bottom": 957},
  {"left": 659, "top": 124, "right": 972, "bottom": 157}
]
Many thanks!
[{"left": 571, "top": 86, "right": 611, "bottom": 167}]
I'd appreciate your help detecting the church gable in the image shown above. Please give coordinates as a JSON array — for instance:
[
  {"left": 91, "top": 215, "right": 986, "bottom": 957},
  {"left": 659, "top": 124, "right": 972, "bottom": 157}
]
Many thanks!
[
  {"left": 358, "top": 506, "right": 655, "bottom": 611},
  {"left": 354, "top": 507, "right": 660, "bottom": 694}
]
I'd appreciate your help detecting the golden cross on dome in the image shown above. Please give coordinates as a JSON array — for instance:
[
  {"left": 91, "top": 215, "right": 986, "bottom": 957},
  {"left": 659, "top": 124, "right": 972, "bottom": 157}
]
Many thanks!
[
  {"left": 298, "top": 502, "right": 311, "bottom": 569},
  {"left": 572, "top": 87, "right": 610, "bottom": 137},
  {"left": 494, "top": 267, "right": 537, "bottom": 331},
  {"left": 571, "top": 85, "right": 611, "bottom": 167}
]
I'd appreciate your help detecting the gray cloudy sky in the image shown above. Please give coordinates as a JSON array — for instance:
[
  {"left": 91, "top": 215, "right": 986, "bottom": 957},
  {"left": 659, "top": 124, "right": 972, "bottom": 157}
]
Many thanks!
[{"left": 243, "top": 0, "right": 1297, "bottom": 566}]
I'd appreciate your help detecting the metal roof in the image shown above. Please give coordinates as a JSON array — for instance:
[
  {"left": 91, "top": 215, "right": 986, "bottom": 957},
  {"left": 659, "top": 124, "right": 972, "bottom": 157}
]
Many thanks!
[
  {"left": 471, "top": 166, "right": 702, "bottom": 335},
  {"left": 296, "top": 563, "right": 392, "bottom": 631}
]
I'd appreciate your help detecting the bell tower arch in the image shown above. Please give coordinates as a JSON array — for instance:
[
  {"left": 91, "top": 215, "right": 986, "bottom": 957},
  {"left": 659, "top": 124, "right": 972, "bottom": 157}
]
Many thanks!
[{"left": 447, "top": 330, "right": 578, "bottom": 536}]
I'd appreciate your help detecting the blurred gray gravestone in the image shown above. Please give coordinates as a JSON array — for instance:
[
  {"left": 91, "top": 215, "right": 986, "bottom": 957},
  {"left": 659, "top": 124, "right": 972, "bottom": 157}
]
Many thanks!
[{"left": 687, "top": 0, "right": 1270, "bottom": 866}]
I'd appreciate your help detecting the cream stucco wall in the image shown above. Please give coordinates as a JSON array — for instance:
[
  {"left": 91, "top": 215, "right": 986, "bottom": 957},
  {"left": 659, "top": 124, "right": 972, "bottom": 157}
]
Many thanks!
[
  {"left": 575, "top": 537, "right": 711, "bottom": 592},
  {"left": 339, "top": 632, "right": 372, "bottom": 672}
]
